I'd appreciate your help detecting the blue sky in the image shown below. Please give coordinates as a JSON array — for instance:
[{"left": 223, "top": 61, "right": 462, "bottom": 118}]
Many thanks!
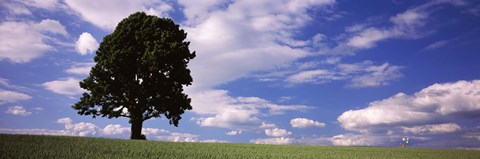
[{"left": 1, "top": 0, "right": 480, "bottom": 149}]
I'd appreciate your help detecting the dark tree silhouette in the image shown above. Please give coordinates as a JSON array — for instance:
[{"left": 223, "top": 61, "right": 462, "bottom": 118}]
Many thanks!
[{"left": 73, "top": 12, "right": 195, "bottom": 139}]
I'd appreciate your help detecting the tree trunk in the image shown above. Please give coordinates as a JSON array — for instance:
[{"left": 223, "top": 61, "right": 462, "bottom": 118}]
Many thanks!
[{"left": 130, "top": 117, "right": 144, "bottom": 140}]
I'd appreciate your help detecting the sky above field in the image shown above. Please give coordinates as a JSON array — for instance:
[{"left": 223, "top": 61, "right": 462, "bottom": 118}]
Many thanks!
[{"left": 1, "top": 0, "right": 480, "bottom": 149}]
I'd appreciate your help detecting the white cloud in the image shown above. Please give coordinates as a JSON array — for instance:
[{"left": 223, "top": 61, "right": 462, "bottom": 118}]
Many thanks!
[
  {"left": 102, "top": 124, "right": 130, "bottom": 135},
  {"left": 2, "top": 118, "right": 207, "bottom": 141},
  {"left": 0, "top": 128, "right": 71, "bottom": 136},
  {"left": 75, "top": 32, "right": 99, "bottom": 55},
  {"left": 330, "top": 134, "right": 380, "bottom": 146},
  {"left": 42, "top": 78, "right": 84, "bottom": 96},
  {"left": 100, "top": 124, "right": 194, "bottom": 141},
  {"left": 196, "top": 109, "right": 261, "bottom": 130},
  {"left": 265, "top": 128, "right": 292, "bottom": 137},
  {"left": 35, "top": 19, "right": 68, "bottom": 36},
  {"left": 66, "top": 62, "right": 95, "bottom": 75},
  {"left": 0, "top": 19, "right": 67, "bottom": 63},
  {"left": 64, "top": 0, "right": 173, "bottom": 30},
  {"left": 343, "top": 9, "right": 427, "bottom": 49},
  {"left": 184, "top": 0, "right": 335, "bottom": 91},
  {"left": 278, "top": 96, "right": 293, "bottom": 103},
  {"left": 2, "top": 2, "right": 32, "bottom": 15},
  {"left": 226, "top": 130, "right": 242, "bottom": 136},
  {"left": 346, "top": 28, "right": 390, "bottom": 49},
  {"left": 0, "top": 78, "right": 32, "bottom": 92},
  {"left": 423, "top": 40, "right": 449, "bottom": 50},
  {"left": 0, "top": 89, "right": 31, "bottom": 104},
  {"left": 56, "top": 117, "right": 97, "bottom": 136},
  {"left": 390, "top": 10, "right": 427, "bottom": 28},
  {"left": 68, "top": 123, "right": 96, "bottom": 136},
  {"left": 177, "top": 0, "right": 227, "bottom": 24},
  {"left": 338, "top": 80, "right": 480, "bottom": 131},
  {"left": 56, "top": 117, "right": 72, "bottom": 125},
  {"left": 6, "top": 105, "right": 32, "bottom": 116},
  {"left": 286, "top": 69, "right": 342, "bottom": 84},
  {"left": 142, "top": 127, "right": 169, "bottom": 136},
  {"left": 295, "top": 136, "right": 332, "bottom": 145},
  {"left": 333, "top": 0, "right": 458, "bottom": 54},
  {"left": 101, "top": 124, "right": 170, "bottom": 137},
  {"left": 200, "top": 139, "right": 228, "bottom": 143},
  {"left": 282, "top": 60, "right": 402, "bottom": 87},
  {"left": 464, "top": 132, "right": 480, "bottom": 141},
  {"left": 260, "top": 122, "right": 277, "bottom": 129},
  {"left": 346, "top": 63, "right": 403, "bottom": 88},
  {"left": 190, "top": 89, "right": 311, "bottom": 130},
  {"left": 156, "top": 132, "right": 199, "bottom": 142},
  {"left": 290, "top": 118, "right": 326, "bottom": 128},
  {"left": 250, "top": 137, "right": 294, "bottom": 145},
  {"left": 20, "top": 0, "right": 60, "bottom": 10},
  {"left": 402, "top": 123, "right": 461, "bottom": 134}
]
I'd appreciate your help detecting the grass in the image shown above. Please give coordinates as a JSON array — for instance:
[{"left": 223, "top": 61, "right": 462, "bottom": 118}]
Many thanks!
[{"left": 1, "top": 134, "right": 479, "bottom": 159}]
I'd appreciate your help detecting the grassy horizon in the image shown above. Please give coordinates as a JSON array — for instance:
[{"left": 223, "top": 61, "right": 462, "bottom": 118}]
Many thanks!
[{"left": 1, "top": 134, "right": 479, "bottom": 159}]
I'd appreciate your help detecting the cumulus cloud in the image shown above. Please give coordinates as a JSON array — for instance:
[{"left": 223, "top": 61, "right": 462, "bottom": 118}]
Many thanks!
[
  {"left": 330, "top": 134, "right": 380, "bottom": 146},
  {"left": 156, "top": 132, "right": 199, "bottom": 142},
  {"left": 99, "top": 124, "right": 203, "bottom": 142},
  {"left": 56, "top": 117, "right": 97, "bottom": 136},
  {"left": 142, "top": 127, "right": 170, "bottom": 136},
  {"left": 190, "top": 89, "right": 311, "bottom": 130},
  {"left": 64, "top": 0, "right": 173, "bottom": 30},
  {"left": 101, "top": 124, "right": 170, "bottom": 139},
  {"left": 174, "top": 0, "right": 338, "bottom": 135},
  {"left": 402, "top": 123, "right": 461, "bottom": 134},
  {"left": 75, "top": 32, "right": 99, "bottom": 55},
  {"left": 184, "top": 0, "right": 335, "bottom": 91},
  {"left": 35, "top": 19, "right": 68, "bottom": 36},
  {"left": 250, "top": 137, "right": 294, "bottom": 145},
  {"left": 0, "top": 89, "right": 31, "bottom": 104},
  {"left": 2, "top": 117, "right": 219, "bottom": 142},
  {"left": 6, "top": 105, "right": 32, "bottom": 116},
  {"left": 196, "top": 109, "right": 262, "bottom": 130},
  {"left": 42, "top": 78, "right": 84, "bottom": 96},
  {"left": 338, "top": 80, "right": 480, "bottom": 131},
  {"left": 102, "top": 124, "right": 130, "bottom": 135},
  {"left": 0, "top": 19, "right": 67, "bottom": 63},
  {"left": 290, "top": 118, "right": 326, "bottom": 128},
  {"left": 265, "top": 128, "right": 292, "bottom": 137}
]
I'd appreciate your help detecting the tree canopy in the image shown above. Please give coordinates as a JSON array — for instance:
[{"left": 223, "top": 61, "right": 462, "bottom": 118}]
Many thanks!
[{"left": 73, "top": 12, "right": 196, "bottom": 139}]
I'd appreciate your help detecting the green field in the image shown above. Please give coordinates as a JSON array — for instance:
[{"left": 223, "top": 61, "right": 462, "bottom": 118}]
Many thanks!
[{"left": 1, "top": 134, "right": 478, "bottom": 159}]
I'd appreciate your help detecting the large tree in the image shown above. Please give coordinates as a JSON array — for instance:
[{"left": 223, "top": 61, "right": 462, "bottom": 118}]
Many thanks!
[{"left": 73, "top": 12, "right": 196, "bottom": 139}]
